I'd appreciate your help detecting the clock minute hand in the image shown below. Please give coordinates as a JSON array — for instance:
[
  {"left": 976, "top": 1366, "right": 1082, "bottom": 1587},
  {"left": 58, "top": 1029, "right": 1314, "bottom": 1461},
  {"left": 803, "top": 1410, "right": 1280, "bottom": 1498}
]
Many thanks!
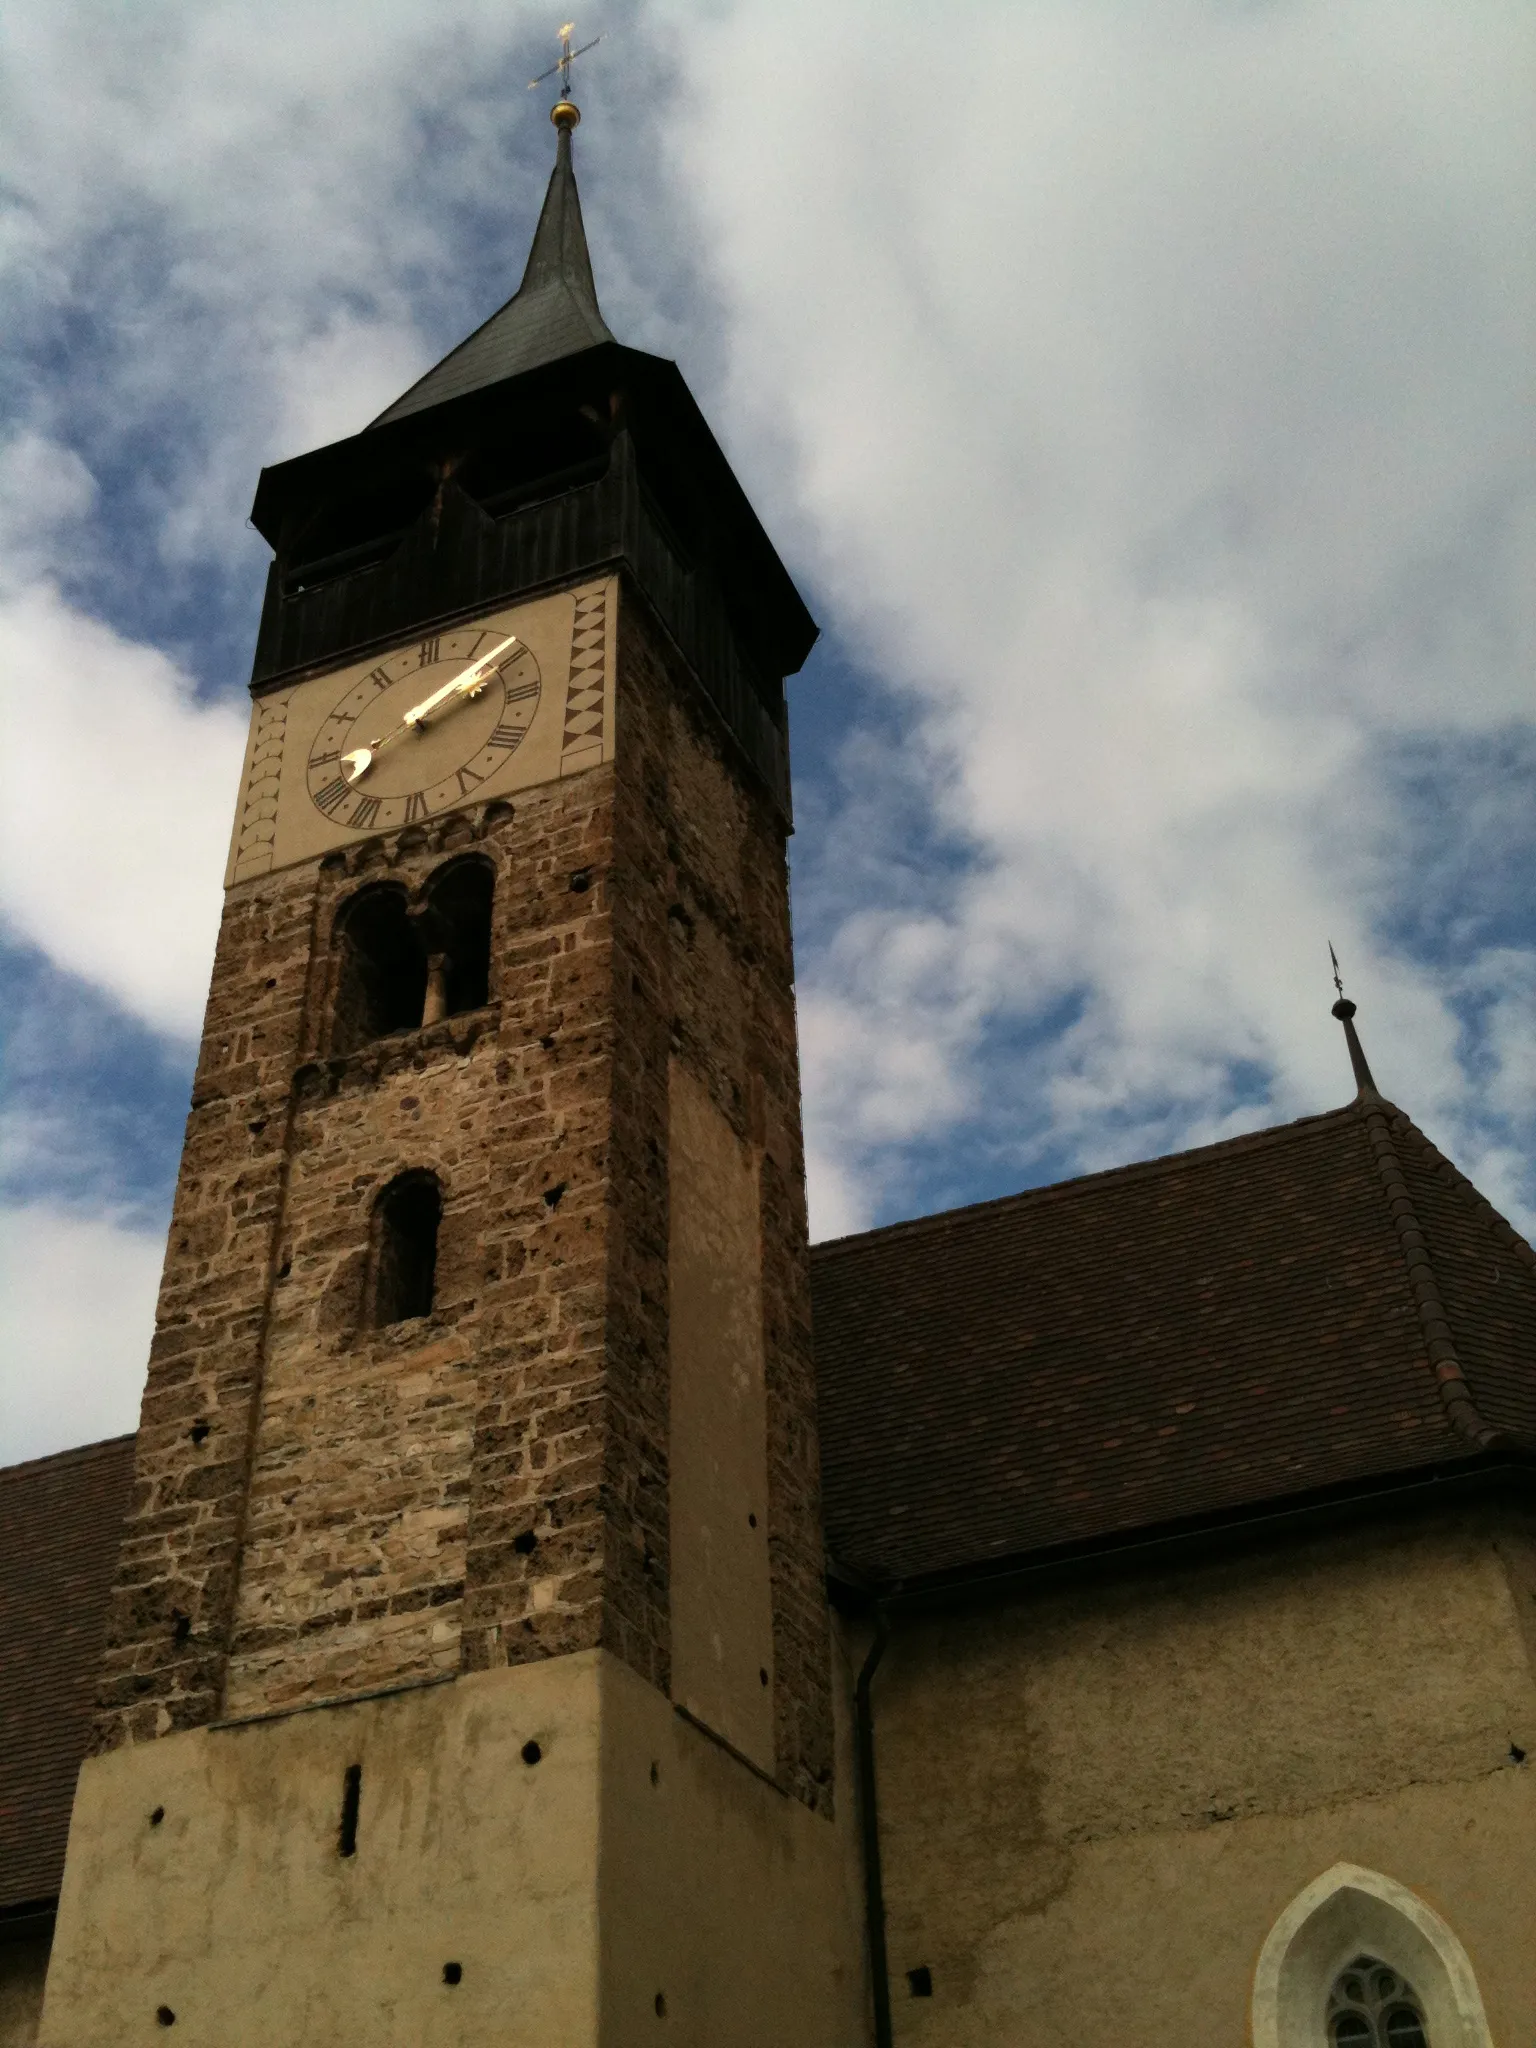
[
  {"left": 403, "top": 634, "right": 521, "bottom": 728},
  {"left": 341, "top": 635, "right": 522, "bottom": 783}
]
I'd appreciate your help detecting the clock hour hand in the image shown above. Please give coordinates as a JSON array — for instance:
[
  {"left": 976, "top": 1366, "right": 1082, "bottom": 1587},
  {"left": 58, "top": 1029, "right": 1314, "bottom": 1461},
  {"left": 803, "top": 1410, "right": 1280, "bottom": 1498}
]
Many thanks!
[{"left": 340, "top": 635, "right": 522, "bottom": 784}]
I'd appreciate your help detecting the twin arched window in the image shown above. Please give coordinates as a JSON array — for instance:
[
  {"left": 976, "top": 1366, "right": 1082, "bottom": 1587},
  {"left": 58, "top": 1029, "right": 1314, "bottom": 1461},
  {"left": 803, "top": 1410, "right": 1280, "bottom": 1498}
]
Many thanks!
[{"left": 332, "top": 856, "right": 494, "bottom": 1055}]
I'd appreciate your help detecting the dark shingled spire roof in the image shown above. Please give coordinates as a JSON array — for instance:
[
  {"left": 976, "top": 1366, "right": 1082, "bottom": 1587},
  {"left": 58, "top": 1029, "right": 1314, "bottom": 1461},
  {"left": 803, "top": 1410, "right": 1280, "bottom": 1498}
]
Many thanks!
[{"left": 371, "top": 119, "right": 613, "bottom": 428}]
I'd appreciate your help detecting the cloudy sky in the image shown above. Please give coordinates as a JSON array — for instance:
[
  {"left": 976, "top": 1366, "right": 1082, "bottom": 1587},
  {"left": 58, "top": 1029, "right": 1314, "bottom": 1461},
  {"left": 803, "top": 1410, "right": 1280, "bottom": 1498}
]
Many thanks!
[{"left": 1, "top": 0, "right": 1531, "bottom": 1464}]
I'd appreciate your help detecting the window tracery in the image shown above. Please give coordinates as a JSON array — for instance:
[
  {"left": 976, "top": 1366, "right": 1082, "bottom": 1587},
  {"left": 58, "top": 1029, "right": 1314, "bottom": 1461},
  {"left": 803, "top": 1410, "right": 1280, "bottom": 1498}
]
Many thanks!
[
  {"left": 1327, "top": 1956, "right": 1430, "bottom": 2048},
  {"left": 1251, "top": 1864, "right": 1491, "bottom": 2048}
]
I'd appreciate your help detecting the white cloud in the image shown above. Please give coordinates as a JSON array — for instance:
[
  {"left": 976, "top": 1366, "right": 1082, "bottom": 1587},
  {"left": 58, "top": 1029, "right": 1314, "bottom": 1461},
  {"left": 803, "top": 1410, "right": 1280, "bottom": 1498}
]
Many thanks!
[
  {"left": 659, "top": 0, "right": 1536, "bottom": 1231},
  {"left": 0, "top": 0, "right": 1530, "bottom": 1296},
  {"left": 0, "top": 440, "right": 247, "bottom": 1035},
  {"left": 0, "top": 1204, "right": 158, "bottom": 1464}
]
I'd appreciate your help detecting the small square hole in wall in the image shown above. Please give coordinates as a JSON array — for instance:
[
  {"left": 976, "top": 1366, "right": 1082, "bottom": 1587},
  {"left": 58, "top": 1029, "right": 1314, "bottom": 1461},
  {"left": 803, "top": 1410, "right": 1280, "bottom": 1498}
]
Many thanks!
[{"left": 907, "top": 1966, "right": 933, "bottom": 1998}]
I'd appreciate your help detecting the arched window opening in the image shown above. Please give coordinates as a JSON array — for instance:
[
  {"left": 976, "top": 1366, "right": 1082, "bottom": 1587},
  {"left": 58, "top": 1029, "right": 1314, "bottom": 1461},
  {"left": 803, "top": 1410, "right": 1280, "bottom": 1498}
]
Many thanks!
[
  {"left": 1252, "top": 1865, "right": 1492, "bottom": 2048},
  {"left": 332, "top": 887, "right": 427, "bottom": 1054},
  {"left": 1328, "top": 1957, "right": 1430, "bottom": 2048},
  {"left": 369, "top": 1173, "right": 442, "bottom": 1326},
  {"left": 422, "top": 857, "right": 494, "bottom": 1022}
]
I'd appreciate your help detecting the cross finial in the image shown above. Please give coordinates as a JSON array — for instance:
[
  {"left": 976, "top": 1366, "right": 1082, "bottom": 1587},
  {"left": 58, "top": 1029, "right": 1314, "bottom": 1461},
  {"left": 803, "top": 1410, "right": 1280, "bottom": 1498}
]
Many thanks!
[{"left": 529, "top": 22, "right": 601, "bottom": 128}]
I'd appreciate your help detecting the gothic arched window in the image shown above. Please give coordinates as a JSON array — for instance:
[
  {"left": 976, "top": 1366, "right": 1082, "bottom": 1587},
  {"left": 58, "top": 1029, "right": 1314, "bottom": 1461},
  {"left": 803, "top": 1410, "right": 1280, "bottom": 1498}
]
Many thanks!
[
  {"left": 368, "top": 1172, "right": 442, "bottom": 1326},
  {"left": 1328, "top": 1957, "right": 1430, "bottom": 2048},
  {"left": 332, "top": 884, "right": 426, "bottom": 1053},
  {"left": 1251, "top": 1865, "right": 1492, "bottom": 2048}
]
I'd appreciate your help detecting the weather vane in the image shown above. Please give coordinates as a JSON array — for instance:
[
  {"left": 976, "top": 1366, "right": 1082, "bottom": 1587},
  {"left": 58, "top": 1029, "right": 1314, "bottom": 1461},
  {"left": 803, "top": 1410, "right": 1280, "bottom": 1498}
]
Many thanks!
[
  {"left": 529, "top": 22, "right": 601, "bottom": 103},
  {"left": 1328, "top": 941, "right": 1346, "bottom": 1000}
]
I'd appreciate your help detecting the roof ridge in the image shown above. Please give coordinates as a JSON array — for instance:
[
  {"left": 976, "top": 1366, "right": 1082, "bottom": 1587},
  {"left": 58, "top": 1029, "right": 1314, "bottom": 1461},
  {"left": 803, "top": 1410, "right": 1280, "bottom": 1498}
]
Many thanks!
[
  {"left": 0, "top": 1434, "right": 136, "bottom": 1483},
  {"left": 1384, "top": 1105, "right": 1536, "bottom": 1276},
  {"left": 1352, "top": 1098, "right": 1520, "bottom": 1453},
  {"left": 811, "top": 1101, "right": 1368, "bottom": 1258}
]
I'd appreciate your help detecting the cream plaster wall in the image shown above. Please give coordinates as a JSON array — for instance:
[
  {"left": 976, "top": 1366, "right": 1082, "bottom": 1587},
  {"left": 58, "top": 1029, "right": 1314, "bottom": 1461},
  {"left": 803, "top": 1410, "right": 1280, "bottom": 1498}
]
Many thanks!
[
  {"left": 37, "top": 1647, "right": 865, "bottom": 2048},
  {"left": 598, "top": 1652, "right": 866, "bottom": 2047},
  {"left": 667, "top": 1062, "right": 776, "bottom": 1772},
  {"left": 864, "top": 1514, "right": 1536, "bottom": 2046},
  {"left": 39, "top": 1658, "right": 603, "bottom": 2048}
]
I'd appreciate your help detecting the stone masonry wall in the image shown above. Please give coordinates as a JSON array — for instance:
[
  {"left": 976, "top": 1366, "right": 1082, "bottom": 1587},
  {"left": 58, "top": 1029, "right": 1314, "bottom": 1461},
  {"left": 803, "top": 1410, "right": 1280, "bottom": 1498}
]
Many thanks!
[
  {"left": 604, "top": 598, "right": 835, "bottom": 1811},
  {"left": 94, "top": 579, "right": 833, "bottom": 1810},
  {"left": 224, "top": 772, "right": 615, "bottom": 1714},
  {"left": 93, "top": 864, "right": 323, "bottom": 1749},
  {"left": 94, "top": 774, "right": 618, "bottom": 1744}
]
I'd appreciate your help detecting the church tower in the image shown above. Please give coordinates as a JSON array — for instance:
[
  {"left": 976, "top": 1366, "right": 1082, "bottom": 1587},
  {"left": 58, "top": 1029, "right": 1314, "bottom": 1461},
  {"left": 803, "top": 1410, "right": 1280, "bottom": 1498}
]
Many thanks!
[{"left": 39, "top": 101, "right": 864, "bottom": 2047}]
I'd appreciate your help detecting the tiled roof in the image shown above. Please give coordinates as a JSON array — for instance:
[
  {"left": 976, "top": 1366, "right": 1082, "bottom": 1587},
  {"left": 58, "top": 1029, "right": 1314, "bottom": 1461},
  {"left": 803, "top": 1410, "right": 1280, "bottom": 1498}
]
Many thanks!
[
  {"left": 0, "top": 1434, "right": 134, "bottom": 1910},
  {"left": 812, "top": 1101, "right": 1536, "bottom": 1587}
]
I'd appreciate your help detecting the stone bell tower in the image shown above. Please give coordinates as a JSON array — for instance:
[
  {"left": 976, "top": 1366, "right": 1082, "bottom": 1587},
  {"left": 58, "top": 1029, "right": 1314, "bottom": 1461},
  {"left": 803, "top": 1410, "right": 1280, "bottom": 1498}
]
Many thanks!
[{"left": 39, "top": 100, "right": 863, "bottom": 2048}]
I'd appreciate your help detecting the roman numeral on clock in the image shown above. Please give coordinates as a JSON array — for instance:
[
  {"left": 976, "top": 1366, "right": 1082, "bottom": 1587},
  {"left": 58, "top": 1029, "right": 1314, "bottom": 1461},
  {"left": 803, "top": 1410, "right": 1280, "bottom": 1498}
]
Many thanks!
[
  {"left": 313, "top": 778, "right": 350, "bottom": 816},
  {"left": 503, "top": 680, "right": 539, "bottom": 704},
  {"left": 350, "top": 794, "right": 380, "bottom": 830},
  {"left": 403, "top": 792, "right": 429, "bottom": 824},
  {"left": 487, "top": 723, "right": 527, "bottom": 749},
  {"left": 455, "top": 766, "right": 484, "bottom": 796},
  {"left": 418, "top": 637, "right": 440, "bottom": 666},
  {"left": 365, "top": 666, "right": 392, "bottom": 693}
]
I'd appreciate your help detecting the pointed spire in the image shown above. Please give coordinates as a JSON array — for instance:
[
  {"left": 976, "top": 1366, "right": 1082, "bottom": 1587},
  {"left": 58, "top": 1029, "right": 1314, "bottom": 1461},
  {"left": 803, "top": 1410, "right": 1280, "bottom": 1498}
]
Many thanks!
[
  {"left": 371, "top": 103, "right": 614, "bottom": 429},
  {"left": 1328, "top": 944, "right": 1380, "bottom": 1099}
]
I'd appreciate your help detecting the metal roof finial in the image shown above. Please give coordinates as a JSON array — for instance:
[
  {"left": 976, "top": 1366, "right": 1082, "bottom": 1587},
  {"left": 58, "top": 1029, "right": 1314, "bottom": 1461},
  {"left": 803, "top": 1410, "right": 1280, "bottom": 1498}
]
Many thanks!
[
  {"left": 530, "top": 21, "right": 601, "bottom": 129},
  {"left": 1328, "top": 943, "right": 1380, "bottom": 1100}
]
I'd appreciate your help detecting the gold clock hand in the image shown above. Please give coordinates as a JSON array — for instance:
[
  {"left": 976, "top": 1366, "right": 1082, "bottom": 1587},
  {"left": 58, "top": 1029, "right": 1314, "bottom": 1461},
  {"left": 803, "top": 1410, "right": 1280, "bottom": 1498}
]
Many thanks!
[
  {"left": 340, "top": 635, "right": 522, "bottom": 784},
  {"left": 402, "top": 634, "right": 520, "bottom": 727}
]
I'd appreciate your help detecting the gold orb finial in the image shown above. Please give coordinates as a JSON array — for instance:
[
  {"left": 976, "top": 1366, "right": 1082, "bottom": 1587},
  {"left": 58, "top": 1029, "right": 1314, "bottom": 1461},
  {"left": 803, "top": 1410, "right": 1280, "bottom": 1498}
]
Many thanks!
[{"left": 551, "top": 99, "right": 581, "bottom": 131}]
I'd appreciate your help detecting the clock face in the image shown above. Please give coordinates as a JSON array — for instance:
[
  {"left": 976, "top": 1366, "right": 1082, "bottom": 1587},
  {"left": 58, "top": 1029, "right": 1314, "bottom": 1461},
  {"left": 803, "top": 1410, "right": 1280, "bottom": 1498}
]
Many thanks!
[{"left": 304, "top": 627, "right": 542, "bottom": 833}]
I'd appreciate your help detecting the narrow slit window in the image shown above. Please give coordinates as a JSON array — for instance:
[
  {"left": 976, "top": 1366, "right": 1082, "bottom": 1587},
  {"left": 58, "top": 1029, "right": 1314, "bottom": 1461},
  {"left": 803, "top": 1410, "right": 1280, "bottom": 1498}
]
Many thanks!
[
  {"left": 337, "top": 1763, "right": 362, "bottom": 1857},
  {"left": 369, "top": 1173, "right": 442, "bottom": 1326}
]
